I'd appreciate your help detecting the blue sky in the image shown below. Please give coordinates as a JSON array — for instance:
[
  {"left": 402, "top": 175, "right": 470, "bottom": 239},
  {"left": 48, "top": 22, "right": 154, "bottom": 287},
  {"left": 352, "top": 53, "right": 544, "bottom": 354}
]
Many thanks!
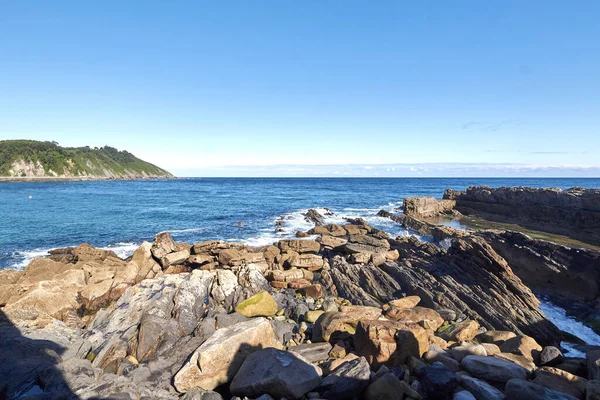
[{"left": 0, "top": 1, "right": 598, "bottom": 177}]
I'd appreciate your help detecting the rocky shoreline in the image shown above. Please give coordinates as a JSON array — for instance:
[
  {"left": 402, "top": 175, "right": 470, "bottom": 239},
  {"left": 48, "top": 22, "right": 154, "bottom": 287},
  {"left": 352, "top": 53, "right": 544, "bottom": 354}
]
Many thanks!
[
  {"left": 0, "top": 175, "right": 176, "bottom": 183},
  {"left": 1, "top": 187, "right": 600, "bottom": 400}
]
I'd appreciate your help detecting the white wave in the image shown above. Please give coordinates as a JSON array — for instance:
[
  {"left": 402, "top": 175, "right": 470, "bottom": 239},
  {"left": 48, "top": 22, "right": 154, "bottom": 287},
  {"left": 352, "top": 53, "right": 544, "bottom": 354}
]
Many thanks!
[
  {"left": 99, "top": 242, "right": 140, "bottom": 259},
  {"left": 167, "top": 227, "right": 204, "bottom": 234},
  {"left": 10, "top": 248, "right": 53, "bottom": 269},
  {"left": 539, "top": 300, "right": 600, "bottom": 357}
]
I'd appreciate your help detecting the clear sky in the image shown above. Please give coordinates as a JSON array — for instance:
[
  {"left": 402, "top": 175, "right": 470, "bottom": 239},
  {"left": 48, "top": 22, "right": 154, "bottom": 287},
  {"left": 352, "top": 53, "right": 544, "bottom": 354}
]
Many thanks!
[{"left": 1, "top": 1, "right": 599, "bottom": 177}]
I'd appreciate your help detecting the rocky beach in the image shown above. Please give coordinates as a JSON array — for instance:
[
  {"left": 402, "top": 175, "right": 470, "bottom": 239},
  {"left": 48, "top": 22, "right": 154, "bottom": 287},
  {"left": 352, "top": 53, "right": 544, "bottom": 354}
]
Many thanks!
[{"left": 2, "top": 185, "right": 600, "bottom": 400}]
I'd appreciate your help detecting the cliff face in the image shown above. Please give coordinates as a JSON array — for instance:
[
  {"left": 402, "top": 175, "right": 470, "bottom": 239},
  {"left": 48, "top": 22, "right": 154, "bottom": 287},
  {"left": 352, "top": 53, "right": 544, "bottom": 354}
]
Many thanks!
[
  {"left": 444, "top": 186, "right": 600, "bottom": 246},
  {"left": 0, "top": 140, "right": 174, "bottom": 180}
]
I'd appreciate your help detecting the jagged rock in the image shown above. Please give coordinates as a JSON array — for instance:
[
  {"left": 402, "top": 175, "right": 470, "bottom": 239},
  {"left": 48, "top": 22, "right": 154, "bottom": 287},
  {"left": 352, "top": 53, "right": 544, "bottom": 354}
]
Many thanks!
[
  {"left": 500, "top": 334, "right": 542, "bottom": 362},
  {"left": 316, "top": 356, "right": 371, "bottom": 399},
  {"left": 457, "top": 374, "right": 505, "bottom": 400},
  {"left": 505, "top": 378, "right": 579, "bottom": 400},
  {"left": 230, "top": 348, "right": 322, "bottom": 400},
  {"left": 439, "top": 320, "right": 480, "bottom": 342},
  {"left": 151, "top": 232, "right": 178, "bottom": 262},
  {"left": 289, "top": 342, "right": 333, "bottom": 363},
  {"left": 174, "top": 317, "right": 283, "bottom": 392},
  {"left": 161, "top": 249, "right": 190, "bottom": 268},
  {"left": 304, "top": 209, "right": 326, "bottom": 226},
  {"left": 344, "top": 235, "right": 391, "bottom": 254},
  {"left": 539, "top": 346, "right": 564, "bottom": 366},
  {"left": 385, "top": 306, "right": 444, "bottom": 330},
  {"left": 313, "top": 307, "right": 382, "bottom": 342},
  {"left": 354, "top": 320, "right": 430, "bottom": 369},
  {"left": 278, "top": 239, "right": 321, "bottom": 254},
  {"left": 461, "top": 355, "right": 528, "bottom": 383},
  {"left": 234, "top": 291, "right": 278, "bottom": 317},
  {"left": 404, "top": 197, "right": 456, "bottom": 218}
]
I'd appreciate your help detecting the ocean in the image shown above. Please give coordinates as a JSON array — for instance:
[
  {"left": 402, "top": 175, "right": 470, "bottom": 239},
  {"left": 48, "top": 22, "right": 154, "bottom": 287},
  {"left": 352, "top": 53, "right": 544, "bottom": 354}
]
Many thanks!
[{"left": 1, "top": 177, "right": 599, "bottom": 271}]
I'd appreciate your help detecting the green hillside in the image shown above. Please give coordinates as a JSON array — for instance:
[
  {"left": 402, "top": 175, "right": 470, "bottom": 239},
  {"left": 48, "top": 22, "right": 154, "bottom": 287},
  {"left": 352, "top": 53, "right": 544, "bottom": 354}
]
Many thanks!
[{"left": 0, "top": 140, "right": 174, "bottom": 179}]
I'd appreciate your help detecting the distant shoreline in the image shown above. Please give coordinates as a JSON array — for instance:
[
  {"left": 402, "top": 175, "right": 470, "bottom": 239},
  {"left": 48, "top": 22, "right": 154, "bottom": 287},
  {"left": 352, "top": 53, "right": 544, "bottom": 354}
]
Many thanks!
[{"left": 0, "top": 176, "right": 176, "bottom": 183}]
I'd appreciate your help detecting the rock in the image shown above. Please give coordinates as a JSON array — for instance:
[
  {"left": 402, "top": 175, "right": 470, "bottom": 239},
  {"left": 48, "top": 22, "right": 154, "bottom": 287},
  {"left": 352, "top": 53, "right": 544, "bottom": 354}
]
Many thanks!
[
  {"left": 354, "top": 320, "right": 430, "bottom": 369},
  {"left": 533, "top": 366, "right": 587, "bottom": 398},
  {"left": 289, "top": 343, "right": 333, "bottom": 363},
  {"left": 457, "top": 374, "right": 505, "bottom": 400},
  {"left": 383, "top": 296, "right": 421, "bottom": 311},
  {"left": 478, "top": 330, "right": 517, "bottom": 345},
  {"left": 174, "top": 317, "right": 283, "bottom": 392},
  {"left": 423, "top": 350, "right": 461, "bottom": 372},
  {"left": 588, "top": 349, "right": 600, "bottom": 380},
  {"left": 449, "top": 343, "right": 487, "bottom": 363},
  {"left": 217, "top": 248, "right": 243, "bottom": 266},
  {"left": 403, "top": 197, "right": 456, "bottom": 218},
  {"left": 230, "top": 348, "right": 322, "bottom": 400},
  {"left": 494, "top": 352, "right": 537, "bottom": 372},
  {"left": 481, "top": 343, "right": 501, "bottom": 356},
  {"left": 587, "top": 380, "right": 600, "bottom": 400},
  {"left": 316, "top": 356, "right": 371, "bottom": 399},
  {"left": 364, "top": 373, "right": 404, "bottom": 400},
  {"left": 505, "top": 378, "right": 579, "bottom": 400},
  {"left": 298, "top": 284, "right": 323, "bottom": 298},
  {"left": 305, "top": 310, "right": 324, "bottom": 323},
  {"left": 304, "top": 209, "right": 326, "bottom": 226},
  {"left": 181, "top": 390, "right": 224, "bottom": 400},
  {"left": 440, "top": 320, "right": 480, "bottom": 342},
  {"left": 453, "top": 391, "right": 476, "bottom": 400},
  {"left": 500, "top": 335, "right": 542, "bottom": 362},
  {"left": 344, "top": 235, "right": 391, "bottom": 254},
  {"left": 318, "top": 235, "right": 348, "bottom": 250},
  {"left": 386, "top": 306, "right": 444, "bottom": 330},
  {"left": 287, "top": 254, "right": 325, "bottom": 271},
  {"left": 278, "top": 240, "right": 321, "bottom": 254},
  {"left": 151, "top": 232, "right": 178, "bottom": 262},
  {"left": 234, "top": 291, "right": 278, "bottom": 317},
  {"left": 418, "top": 364, "right": 457, "bottom": 400},
  {"left": 461, "top": 355, "right": 528, "bottom": 383},
  {"left": 539, "top": 346, "right": 564, "bottom": 366},
  {"left": 313, "top": 308, "right": 382, "bottom": 342},
  {"left": 161, "top": 249, "right": 190, "bottom": 268}
]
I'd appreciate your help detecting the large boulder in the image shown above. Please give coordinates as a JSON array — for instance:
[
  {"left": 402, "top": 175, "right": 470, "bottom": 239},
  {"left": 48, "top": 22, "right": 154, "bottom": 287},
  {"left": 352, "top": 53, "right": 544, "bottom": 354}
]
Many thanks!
[
  {"left": 234, "top": 291, "right": 278, "bottom": 317},
  {"left": 229, "top": 348, "right": 322, "bottom": 399},
  {"left": 461, "top": 355, "right": 528, "bottom": 383},
  {"left": 385, "top": 306, "right": 444, "bottom": 330},
  {"left": 174, "top": 317, "right": 283, "bottom": 392},
  {"left": 500, "top": 335, "right": 542, "bottom": 362},
  {"left": 316, "top": 356, "right": 371, "bottom": 399},
  {"left": 278, "top": 240, "right": 321, "bottom": 254},
  {"left": 313, "top": 307, "right": 382, "bottom": 342},
  {"left": 151, "top": 232, "right": 178, "bottom": 263},
  {"left": 505, "top": 378, "right": 579, "bottom": 400},
  {"left": 354, "top": 319, "right": 430, "bottom": 368}
]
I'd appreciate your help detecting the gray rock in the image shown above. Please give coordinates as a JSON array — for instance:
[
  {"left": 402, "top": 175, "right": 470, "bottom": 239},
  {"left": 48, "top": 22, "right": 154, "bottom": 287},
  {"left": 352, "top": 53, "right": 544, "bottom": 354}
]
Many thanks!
[
  {"left": 417, "top": 364, "right": 457, "bottom": 400},
  {"left": 364, "top": 373, "right": 405, "bottom": 400},
  {"left": 450, "top": 344, "right": 487, "bottom": 363},
  {"left": 290, "top": 342, "right": 333, "bottom": 363},
  {"left": 505, "top": 378, "right": 579, "bottom": 400},
  {"left": 461, "top": 355, "right": 527, "bottom": 383},
  {"left": 588, "top": 349, "right": 600, "bottom": 380},
  {"left": 270, "top": 319, "right": 295, "bottom": 344},
  {"left": 317, "top": 356, "right": 371, "bottom": 399},
  {"left": 539, "top": 346, "right": 564, "bottom": 366},
  {"left": 453, "top": 391, "right": 476, "bottom": 400},
  {"left": 458, "top": 374, "right": 505, "bottom": 400},
  {"left": 423, "top": 351, "right": 461, "bottom": 372},
  {"left": 230, "top": 348, "right": 322, "bottom": 400},
  {"left": 215, "top": 312, "right": 248, "bottom": 329},
  {"left": 180, "top": 389, "right": 224, "bottom": 400}
]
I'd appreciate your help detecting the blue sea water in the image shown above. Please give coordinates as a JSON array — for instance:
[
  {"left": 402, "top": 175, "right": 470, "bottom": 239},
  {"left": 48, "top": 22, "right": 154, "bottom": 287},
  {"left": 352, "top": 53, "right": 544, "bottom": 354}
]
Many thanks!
[{"left": 1, "top": 177, "right": 599, "bottom": 270}]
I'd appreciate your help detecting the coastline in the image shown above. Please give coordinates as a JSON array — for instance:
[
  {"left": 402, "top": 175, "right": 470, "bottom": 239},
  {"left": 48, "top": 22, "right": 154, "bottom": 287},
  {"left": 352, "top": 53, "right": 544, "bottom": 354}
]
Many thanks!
[{"left": 0, "top": 175, "right": 176, "bottom": 183}]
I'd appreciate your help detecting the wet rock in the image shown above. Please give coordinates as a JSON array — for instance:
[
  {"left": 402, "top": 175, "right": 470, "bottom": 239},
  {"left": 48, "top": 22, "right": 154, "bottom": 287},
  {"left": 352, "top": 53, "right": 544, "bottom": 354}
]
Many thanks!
[
  {"left": 304, "top": 209, "right": 326, "bottom": 226},
  {"left": 316, "top": 356, "right": 371, "bottom": 399},
  {"left": 234, "top": 291, "right": 278, "bottom": 317},
  {"left": 461, "top": 355, "right": 528, "bottom": 383},
  {"left": 230, "top": 348, "right": 322, "bottom": 400},
  {"left": 505, "top": 378, "right": 579, "bottom": 400},
  {"left": 174, "top": 317, "right": 283, "bottom": 392}
]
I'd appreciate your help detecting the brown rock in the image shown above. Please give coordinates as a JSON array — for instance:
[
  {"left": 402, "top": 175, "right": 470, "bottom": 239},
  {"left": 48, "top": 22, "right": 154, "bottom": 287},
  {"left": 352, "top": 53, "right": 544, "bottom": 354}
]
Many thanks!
[
  {"left": 278, "top": 240, "right": 321, "bottom": 254},
  {"left": 385, "top": 306, "right": 444, "bottom": 330},
  {"left": 313, "top": 308, "right": 382, "bottom": 342},
  {"left": 298, "top": 284, "right": 323, "bottom": 298},
  {"left": 500, "top": 335, "right": 542, "bottom": 362},
  {"left": 439, "top": 320, "right": 480, "bottom": 342},
  {"left": 354, "top": 319, "right": 430, "bottom": 369},
  {"left": 286, "top": 254, "right": 324, "bottom": 271},
  {"left": 478, "top": 330, "right": 517, "bottom": 345},
  {"left": 533, "top": 366, "right": 587, "bottom": 398}
]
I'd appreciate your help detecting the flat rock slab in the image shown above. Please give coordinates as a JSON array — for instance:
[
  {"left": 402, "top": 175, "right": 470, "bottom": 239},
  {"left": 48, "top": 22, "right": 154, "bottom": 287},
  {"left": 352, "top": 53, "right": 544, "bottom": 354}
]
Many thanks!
[
  {"left": 461, "top": 355, "right": 527, "bottom": 383},
  {"left": 505, "top": 378, "right": 579, "bottom": 400}
]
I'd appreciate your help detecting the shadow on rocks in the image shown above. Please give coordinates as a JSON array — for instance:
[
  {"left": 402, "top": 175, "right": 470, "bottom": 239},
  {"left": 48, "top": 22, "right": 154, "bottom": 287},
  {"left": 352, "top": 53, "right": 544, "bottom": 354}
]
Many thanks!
[{"left": 0, "top": 310, "right": 79, "bottom": 400}]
